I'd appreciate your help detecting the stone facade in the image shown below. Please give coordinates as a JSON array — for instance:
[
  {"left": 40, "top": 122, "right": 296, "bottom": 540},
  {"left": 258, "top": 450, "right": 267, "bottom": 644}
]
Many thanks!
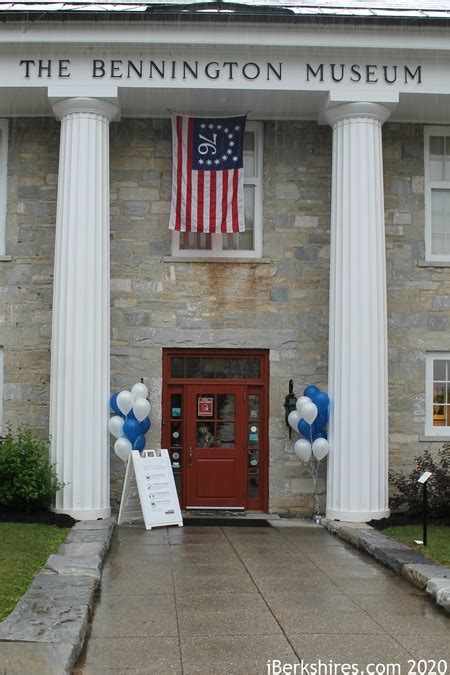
[{"left": 1, "top": 116, "right": 448, "bottom": 514}]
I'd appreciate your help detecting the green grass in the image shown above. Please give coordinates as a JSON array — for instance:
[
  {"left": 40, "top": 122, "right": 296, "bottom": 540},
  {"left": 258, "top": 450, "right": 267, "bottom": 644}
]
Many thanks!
[
  {"left": 0, "top": 522, "right": 68, "bottom": 621},
  {"left": 384, "top": 524, "right": 450, "bottom": 566}
]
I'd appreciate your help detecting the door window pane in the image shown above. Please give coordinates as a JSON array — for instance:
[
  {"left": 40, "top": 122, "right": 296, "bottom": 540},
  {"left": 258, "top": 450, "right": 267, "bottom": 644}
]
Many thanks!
[
  {"left": 217, "top": 422, "right": 235, "bottom": 447},
  {"left": 218, "top": 394, "right": 235, "bottom": 419},
  {"left": 248, "top": 395, "right": 260, "bottom": 420},
  {"left": 171, "top": 394, "right": 182, "bottom": 418},
  {"left": 196, "top": 422, "right": 215, "bottom": 447},
  {"left": 248, "top": 474, "right": 259, "bottom": 498}
]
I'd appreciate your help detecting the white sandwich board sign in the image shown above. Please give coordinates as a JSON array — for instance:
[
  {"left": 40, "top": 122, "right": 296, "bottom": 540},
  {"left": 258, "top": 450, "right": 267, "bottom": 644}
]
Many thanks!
[{"left": 118, "top": 449, "right": 183, "bottom": 530}]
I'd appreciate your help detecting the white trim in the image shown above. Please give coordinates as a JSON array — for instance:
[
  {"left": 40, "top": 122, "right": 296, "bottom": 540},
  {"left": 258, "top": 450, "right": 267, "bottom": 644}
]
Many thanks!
[
  {"left": 171, "top": 121, "right": 263, "bottom": 259},
  {"left": 425, "top": 351, "right": 450, "bottom": 436},
  {"left": 0, "top": 119, "right": 8, "bottom": 257},
  {"left": 0, "top": 347, "right": 3, "bottom": 437},
  {"left": 424, "top": 125, "right": 450, "bottom": 262}
]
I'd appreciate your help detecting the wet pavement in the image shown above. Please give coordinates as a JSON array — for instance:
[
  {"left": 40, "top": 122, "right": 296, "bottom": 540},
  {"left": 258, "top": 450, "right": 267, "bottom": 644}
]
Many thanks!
[{"left": 74, "top": 522, "right": 450, "bottom": 674}]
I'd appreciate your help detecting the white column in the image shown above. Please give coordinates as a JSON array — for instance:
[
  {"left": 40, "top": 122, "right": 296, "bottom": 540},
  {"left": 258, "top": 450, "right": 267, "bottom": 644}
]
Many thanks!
[
  {"left": 324, "top": 102, "right": 391, "bottom": 522},
  {"left": 50, "top": 97, "right": 118, "bottom": 519}
]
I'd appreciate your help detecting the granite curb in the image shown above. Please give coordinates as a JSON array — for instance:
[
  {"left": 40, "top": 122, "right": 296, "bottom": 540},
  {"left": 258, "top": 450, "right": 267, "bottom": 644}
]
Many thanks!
[
  {"left": 321, "top": 518, "right": 450, "bottom": 614},
  {"left": 0, "top": 518, "right": 115, "bottom": 675}
]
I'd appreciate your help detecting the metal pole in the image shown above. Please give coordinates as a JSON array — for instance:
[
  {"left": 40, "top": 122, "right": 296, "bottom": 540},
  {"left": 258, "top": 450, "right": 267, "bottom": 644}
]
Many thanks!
[{"left": 423, "top": 481, "right": 428, "bottom": 547}]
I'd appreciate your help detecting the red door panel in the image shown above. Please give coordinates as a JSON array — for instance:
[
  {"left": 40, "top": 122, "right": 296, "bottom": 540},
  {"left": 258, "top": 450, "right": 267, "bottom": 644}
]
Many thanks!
[{"left": 186, "top": 385, "right": 246, "bottom": 508}]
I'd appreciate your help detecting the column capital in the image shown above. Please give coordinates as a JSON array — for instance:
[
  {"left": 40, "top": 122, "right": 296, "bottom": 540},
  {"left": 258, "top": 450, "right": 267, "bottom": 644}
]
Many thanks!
[
  {"left": 48, "top": 86, "right": 120, "bottom": 121},
  {"left": 323, "top": 101, "right": 393, "bottom": 127},
  {"left": 51, "top": 96, "right": 120, "bottom": 122}
]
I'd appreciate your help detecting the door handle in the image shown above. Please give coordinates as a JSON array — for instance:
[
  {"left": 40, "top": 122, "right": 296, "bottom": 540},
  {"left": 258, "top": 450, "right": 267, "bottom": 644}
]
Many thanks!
[{"left": 188, "top": 447, "right": 193, "bottom": 468}]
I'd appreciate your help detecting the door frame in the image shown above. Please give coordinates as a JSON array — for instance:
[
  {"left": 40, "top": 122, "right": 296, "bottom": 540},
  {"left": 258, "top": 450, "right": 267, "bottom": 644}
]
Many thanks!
[{"left": 162, "top": 348, "right": 269, "bottom": 511}]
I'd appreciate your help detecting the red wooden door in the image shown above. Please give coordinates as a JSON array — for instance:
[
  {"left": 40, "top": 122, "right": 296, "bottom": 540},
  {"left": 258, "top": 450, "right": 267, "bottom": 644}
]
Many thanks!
[{"left": 185, "top": 384, "right": 246, "bottom": 508}]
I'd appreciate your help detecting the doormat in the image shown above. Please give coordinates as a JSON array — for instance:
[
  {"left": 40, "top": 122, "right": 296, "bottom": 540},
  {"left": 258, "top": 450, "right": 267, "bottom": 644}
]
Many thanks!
[{"left": 183, "top": 517, "right": 272, "bottom": 527}]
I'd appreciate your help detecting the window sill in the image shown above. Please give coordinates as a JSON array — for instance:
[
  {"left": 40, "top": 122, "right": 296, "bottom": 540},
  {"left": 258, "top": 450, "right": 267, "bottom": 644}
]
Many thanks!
[
  {"left": 0, "top": 255, "right": 12, "bottom": 262},
  {"left": 419, "top": 435, "right": 450, "bottom": 442},
  {"left": 418, "top": 260, "right": 450, "bottom": 268},
  {"left": 163, "top": 256, "right": 271, "bottom": 264}
]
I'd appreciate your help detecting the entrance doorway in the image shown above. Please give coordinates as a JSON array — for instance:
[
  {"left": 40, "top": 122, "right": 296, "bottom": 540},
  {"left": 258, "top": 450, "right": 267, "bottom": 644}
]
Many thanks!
[{"left": 162, "top": 349, "right": 269, "bottom": 511}]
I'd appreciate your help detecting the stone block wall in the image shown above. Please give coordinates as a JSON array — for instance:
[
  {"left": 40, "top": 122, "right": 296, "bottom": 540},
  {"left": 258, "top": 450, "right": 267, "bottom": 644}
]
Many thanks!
[
  {"left": 2, "top": 116, "right": 446, "bottom": 515},
  {"left": 384, "top": 123, "right": 450, "bottom": 475},
  {"left": 0, "top": 118, "right": 59, "bottom": 437}
]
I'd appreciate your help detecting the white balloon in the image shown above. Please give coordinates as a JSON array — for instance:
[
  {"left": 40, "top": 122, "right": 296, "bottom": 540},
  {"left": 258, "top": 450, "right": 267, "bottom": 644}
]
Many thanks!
[
  {"left": 295, "top": 396, "right": 311, "bottom": 413},
  {"left": 294, "top": 439, "right": 312, "bottom": 463},
  {"left": 108, "top": 415, "right": 124, "bottom": 439},
  {"left": 312, "top": 438, "right": 330, "bottom": 461},
  {"left": 287, "top": 410, "right": 301, "bottom": 432},
  {"left": 114, "top": 437, "right": 132, "bottom": 462},
  {"left": 133, "top": 397, "right": 151, "bottom": 422},
  {"left": 301, "top": 401, "right": 318, "bottom": 424},
  {"left": 117, "top": 390, "right": 134, "bottom": 416},
  {"left": 131, "top": 382, "right": 148, "bottom": 400}
]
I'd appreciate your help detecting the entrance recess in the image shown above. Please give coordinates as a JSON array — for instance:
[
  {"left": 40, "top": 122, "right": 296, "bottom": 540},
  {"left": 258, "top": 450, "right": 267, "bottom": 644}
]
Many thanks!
[{"left": 162, "top": 349, "right": 269, "bottom": 511}]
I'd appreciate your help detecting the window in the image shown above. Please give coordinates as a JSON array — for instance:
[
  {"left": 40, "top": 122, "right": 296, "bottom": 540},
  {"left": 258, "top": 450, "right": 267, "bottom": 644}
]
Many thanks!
[
  {"left": 171, "top": 121, "right": 263, "bottom": 259},
  {"left": 0, "top": 120, "right": 8, "bottom": 256},
  {"left": 425, "top": 352, "right": 450, "bottom": 435},
  {"left": 424, "top": 126, "right": 450, "bottom": 261}
]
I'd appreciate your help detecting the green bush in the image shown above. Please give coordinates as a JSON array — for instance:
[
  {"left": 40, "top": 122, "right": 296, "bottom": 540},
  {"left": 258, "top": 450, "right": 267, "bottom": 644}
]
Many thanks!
[
  {"left": 389, "top": 445, "right": 450, "bottom": 519},
  {"left": 0, "top": 426, "right": 64, "bottom": 511}
]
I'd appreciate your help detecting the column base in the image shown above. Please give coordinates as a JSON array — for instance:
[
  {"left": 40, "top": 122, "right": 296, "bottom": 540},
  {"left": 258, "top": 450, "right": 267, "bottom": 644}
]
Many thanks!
[
  {"left": 53, "top": 506, "right": 111, "bottom": 520},
  {"left": 326, "top": 508, "right": 390, "bottom": 523}
]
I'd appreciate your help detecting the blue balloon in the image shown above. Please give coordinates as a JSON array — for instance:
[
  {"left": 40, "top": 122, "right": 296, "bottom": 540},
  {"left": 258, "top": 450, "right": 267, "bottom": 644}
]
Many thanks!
[
  {"left": 315, "top": 410, "right": 328, "bottom": 431},
  {"left": 123, "top": 418, "right": 140, "bottom": 443},
  {"left": 313, "top": 430, "right": 327, "bottom": 441},
  {"left": 304, "top": 385, "right": 320, "bottom": 400},
  {"left": 127, "top": 409, "right": 137, "bottom": 421},
  {"left": 298, "top": 419, "right": 314, "bottom": 439},
  {"left": 110, "top": 393, "right": 121, "bottom": 415},
  {"left": 140, "top": 417, "right": 151, "bottom": 435},
  {"left": 133, "top": 435, "right": 145, "bottom": 451},
  {"left": 314, "top": 392, "right": 330, "bottom": 414}
]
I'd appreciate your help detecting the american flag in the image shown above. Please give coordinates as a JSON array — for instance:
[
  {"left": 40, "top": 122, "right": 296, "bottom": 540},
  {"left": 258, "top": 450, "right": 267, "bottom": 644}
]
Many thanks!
[{"left": 169, "top": 114, "right": 247, "bottom": 233}]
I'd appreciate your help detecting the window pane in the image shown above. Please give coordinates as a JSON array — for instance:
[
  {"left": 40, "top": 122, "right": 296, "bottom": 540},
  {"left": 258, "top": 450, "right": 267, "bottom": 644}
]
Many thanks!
[
  {"left": 216, "top": 358, "right": 230, "bottom": 378},
  {"left": 244, "top": 131, "right": 256, "bottom": 177},
  {"left": 218, "top": 394, "right": 235, "bottom": 419},
  {"left": 247, "top": 358, "right": 260, "bottom": 379},
  {"left": 431, "top": 190, "right": 450, "bottom": 255},
  {"left": 434, "top": 360, "right": 447, "bottom": 381},
  {"left": 248, "top": 395, "right": 260, "bottom": 420},
  {"left": 180, "top": 232, "right": 212, "bottom": 250},
  {"left": 433, "top": 384, "right": 445, "bottom": 404},
  {"left": 186, "top": 358, "right": 201, "bottom": 378},
  {"left": 202, "top": 358, "right": 216, "bottom": 378},
  {"left": 196, "top": 422, "right": 215, "bottom": 447},
  {"left": 217, "top": 422, "right": 235, "bottom": 447},
  {"left": 171, "top": 394, "right": 182, "bottom": 418},
  {"left": 171, "top": 357, "right": 184, "bottom": 378},
  {"left": 430, "top": 135, "right": 445, "bottom": 156},
  {"left": 248, "top": 474, "right": 260, "bottom": 498}
]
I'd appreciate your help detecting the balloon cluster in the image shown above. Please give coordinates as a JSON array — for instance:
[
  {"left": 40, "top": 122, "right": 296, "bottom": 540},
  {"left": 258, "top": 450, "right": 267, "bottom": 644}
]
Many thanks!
[
  {"left": 287, "top": 385, "right": 330, "bottom": 464},
  {"left": 109, "top": 382, "right": 151, "bottom": 462}
]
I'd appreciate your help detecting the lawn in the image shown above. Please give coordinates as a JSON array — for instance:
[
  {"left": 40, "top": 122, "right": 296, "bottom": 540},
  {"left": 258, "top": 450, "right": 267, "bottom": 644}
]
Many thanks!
[
  {"left": 0, "top": 522, "right": 68, "bottom": 621},
  {"left": 384, "top": 524, "right": 450, "bottom": 566}
]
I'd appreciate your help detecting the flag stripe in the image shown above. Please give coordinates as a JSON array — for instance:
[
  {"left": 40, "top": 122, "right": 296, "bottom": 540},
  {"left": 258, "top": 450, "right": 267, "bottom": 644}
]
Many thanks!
[
  {"left": 197, "top": 171, "right": 204, "bottom": 233},
  {"left": 175, "top": 115, "right": 183, "bottom": 231},
  {"left": 185, "top": 117, "right": 194, "bottom": 231}
]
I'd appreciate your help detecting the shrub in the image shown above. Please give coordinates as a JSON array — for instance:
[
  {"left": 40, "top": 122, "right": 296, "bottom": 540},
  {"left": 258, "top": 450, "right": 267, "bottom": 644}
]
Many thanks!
[
  {"left": 389, "top": 445, "right": 450, "bottom": 519},
  {"left": 0, "top": 426, "right": 64, "bottom": 511}
]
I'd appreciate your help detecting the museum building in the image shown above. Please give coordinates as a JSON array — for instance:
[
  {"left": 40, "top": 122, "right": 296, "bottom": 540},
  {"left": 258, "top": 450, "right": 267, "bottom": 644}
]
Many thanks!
[{"left": 1, "top": 0, "right": 450, "bottom": 522}]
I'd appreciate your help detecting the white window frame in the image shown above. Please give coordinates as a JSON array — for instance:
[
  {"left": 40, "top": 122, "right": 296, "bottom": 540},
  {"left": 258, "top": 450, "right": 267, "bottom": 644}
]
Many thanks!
[
  {"left": 424, "top": 125, "right": 450, "bottom": 262},
  {"left": 425, "top": 351, "right": 450, "bottom": 436},
  {"left": 171, "top": 121, "right": 263, "bottom": 259},
  {"left": 0, "top": 119, "right": 8, "bottom": 257}
]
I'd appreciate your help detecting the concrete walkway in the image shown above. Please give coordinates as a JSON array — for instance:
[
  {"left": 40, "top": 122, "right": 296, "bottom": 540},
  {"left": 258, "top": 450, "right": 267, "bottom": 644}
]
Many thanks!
[{"left": 74, "top": 523, "right": 450, "bottom": 674}]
